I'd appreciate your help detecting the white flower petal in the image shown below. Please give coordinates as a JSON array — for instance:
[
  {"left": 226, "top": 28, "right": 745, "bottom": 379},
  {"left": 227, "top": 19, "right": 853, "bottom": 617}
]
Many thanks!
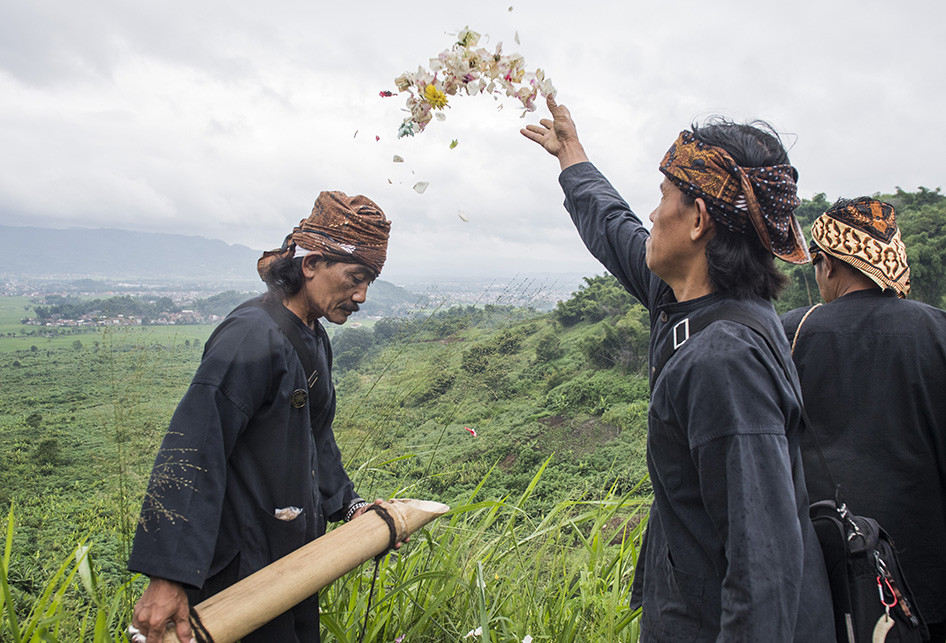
[{"left": 413, "top": 181, "right": 429, "bottom": 194}]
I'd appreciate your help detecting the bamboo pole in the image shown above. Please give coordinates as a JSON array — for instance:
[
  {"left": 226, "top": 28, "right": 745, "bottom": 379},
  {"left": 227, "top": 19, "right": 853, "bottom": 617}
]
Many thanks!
[{"left": 162, "top": 498, "right": 449, "bottom": 643}]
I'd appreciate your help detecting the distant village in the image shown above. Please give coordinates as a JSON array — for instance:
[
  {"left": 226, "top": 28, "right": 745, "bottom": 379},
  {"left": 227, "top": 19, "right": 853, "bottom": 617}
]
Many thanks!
[{"left": 21, "top": 309, "right": 222, "bottom": 329}]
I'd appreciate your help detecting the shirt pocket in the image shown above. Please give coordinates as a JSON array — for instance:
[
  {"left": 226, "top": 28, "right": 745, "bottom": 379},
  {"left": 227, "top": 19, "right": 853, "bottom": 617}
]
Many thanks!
[
  {"left": 240, "top": 503, "right": 308, "bottom": 576},
  {"left": 646, "top": 542, "right": 708, "bottom": 641}
]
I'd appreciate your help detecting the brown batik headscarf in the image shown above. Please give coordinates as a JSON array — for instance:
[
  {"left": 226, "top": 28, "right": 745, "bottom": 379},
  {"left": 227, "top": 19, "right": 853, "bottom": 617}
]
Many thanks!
[
  {"left": 810, "top": 197, "right": 910, "bottom": 297},
  {"left": 257, "top": 191, "right": 391, "bottom": 279},
  {"left": 659, "top": 130, "right": 809, "bottom": 264}
]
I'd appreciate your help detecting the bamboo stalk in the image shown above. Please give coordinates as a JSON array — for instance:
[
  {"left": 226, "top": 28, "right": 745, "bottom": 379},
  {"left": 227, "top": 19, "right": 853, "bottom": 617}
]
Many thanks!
[{"left": 162, "top": 498, "right": 449, "bottom": 643}]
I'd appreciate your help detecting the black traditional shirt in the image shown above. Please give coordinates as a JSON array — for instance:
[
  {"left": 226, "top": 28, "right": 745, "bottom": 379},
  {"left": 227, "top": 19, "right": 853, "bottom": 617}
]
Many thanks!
[
  {"left": 560, "top": 162, "right": 834, "bottom": 641},
  {"left": 128, "top": 296, "right": 357, "bottom": 592},
  {"left": 782, "top": 289, "right": 946, "bottom": 623}
]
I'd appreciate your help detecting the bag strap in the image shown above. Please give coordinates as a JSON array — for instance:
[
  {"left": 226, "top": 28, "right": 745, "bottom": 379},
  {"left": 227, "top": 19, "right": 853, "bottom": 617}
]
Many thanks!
[
  {"left": 790, "top": 303, "right": 822, "bottom": 354},
  {"left": 235, "top": 297, "right": 320, "bottom": 389},
  {"left": 653, "top": 301, "right": 844, "bottom": 505}
]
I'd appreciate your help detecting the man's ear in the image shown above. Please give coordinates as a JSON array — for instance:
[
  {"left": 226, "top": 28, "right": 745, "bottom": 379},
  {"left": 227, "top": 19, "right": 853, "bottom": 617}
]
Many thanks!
[
  {"left": 821, "top": 253, "right": 839, "bottom": 279},
  {"left": 690, "top": 198, "right": 716, "bottom": 242},
  {"left": 300, "top": 253, "right": 323, "bottom": 278}
]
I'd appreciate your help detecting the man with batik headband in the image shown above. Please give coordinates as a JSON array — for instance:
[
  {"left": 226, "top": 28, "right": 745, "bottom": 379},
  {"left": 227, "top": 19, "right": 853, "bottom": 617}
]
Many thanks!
[
  {"left": 129, "top": 191, "right": 393, "bottom": 643},
  {"left": 522, "top": 97, "right": 834, "bottom": 640},
  {"left": 783, "top": 197, "right": 946, "bottom": 639}
]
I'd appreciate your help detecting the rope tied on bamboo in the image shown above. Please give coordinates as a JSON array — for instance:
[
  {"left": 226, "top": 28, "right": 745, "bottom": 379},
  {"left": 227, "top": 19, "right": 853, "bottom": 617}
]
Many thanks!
[
  {"left": 358, "top": 504, "right": 399, "bottom": 643},
  {"left": 189, "top": 607, "right": 215, "bottom": 643}
]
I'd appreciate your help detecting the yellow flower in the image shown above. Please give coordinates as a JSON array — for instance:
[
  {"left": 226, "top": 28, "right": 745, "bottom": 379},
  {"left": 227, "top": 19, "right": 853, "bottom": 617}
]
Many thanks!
[{"left": 424, "top": 84, "right": 449, "bottom": 109}]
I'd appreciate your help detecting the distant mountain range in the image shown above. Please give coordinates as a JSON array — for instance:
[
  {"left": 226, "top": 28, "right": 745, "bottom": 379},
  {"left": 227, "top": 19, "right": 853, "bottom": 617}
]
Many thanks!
[
  {"left": 0, "top": 225, "right": 426, "bottom": 316},
  {"left": 0, "top": 225, "right": 261, "bottom": 282},
  {"left": 0, "top": 225, "right": 586, "bottom": 312}
]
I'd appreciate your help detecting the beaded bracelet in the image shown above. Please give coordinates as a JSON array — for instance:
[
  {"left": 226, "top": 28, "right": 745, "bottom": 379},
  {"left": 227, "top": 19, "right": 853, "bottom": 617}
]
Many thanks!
[{"left": 345, "top": 500, "right": 369, "bottom": 522}]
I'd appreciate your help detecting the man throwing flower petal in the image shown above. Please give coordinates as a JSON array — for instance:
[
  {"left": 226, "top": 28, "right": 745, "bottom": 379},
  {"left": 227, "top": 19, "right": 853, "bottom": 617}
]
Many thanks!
[{"left": 521, "top": 97, "right": 834, "bottom": 640}]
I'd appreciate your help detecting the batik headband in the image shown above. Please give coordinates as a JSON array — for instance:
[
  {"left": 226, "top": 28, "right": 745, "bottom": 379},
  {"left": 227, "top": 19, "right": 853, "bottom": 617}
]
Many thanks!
[
  {"left": 258, "top": 191, "right": 391, "bottom": 279},
  {"left": 810, "top": 197, "right": 910, "bottom": 297},
  {"left": 659, "top": 130, "right": 809, "bottom": 264}
]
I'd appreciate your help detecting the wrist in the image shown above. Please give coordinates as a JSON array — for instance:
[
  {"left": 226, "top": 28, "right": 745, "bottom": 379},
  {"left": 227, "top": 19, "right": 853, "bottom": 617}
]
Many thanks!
[
  {"left": 345, "top": 500, "right": 368, "bottom": 522},
  {"left": 558, "top": 143, "right": 589, "bottom": 171}
]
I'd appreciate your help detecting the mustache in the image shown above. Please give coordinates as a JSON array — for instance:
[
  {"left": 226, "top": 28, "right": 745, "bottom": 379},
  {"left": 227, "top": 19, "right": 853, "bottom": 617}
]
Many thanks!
[{"left": 340, "top": 304, "right": 360, "bottom": 313}]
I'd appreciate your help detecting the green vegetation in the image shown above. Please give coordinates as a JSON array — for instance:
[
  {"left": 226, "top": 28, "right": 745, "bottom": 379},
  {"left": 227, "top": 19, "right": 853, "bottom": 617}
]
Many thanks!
[
  {"left": 1, "top": 279, "right": 652, "bottom": 641},
  {"left": 1, "top": 186, "right": 943, "bottom": 640}
]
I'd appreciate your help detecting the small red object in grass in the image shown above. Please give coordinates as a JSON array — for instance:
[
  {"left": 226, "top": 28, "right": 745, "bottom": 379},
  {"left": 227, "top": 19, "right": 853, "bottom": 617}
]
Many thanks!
[{"left": 465, "top": 427, "right": 477, "bottom": 437}]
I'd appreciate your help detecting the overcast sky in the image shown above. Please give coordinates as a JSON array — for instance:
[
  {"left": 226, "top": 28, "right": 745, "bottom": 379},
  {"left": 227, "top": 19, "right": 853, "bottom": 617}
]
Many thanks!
[{"left": 1, "top": 1, "right": 943, "bottom": 282}]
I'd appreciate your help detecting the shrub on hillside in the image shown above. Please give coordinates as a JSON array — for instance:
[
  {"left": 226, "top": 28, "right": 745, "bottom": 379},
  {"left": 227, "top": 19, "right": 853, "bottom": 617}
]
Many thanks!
[
  {"left": 579, "top": 306, "right": 649, "bottom": 373},
  {"left": 555, "top": 275, "right": 637, "bottom": 326},
  {"left": 546, "top": 370, "right": 648, "bottom": 415},
  {"left": 333, "top": 327, "right": 374, "bottom": 371},
  {"left": 534, "top": 331, "right": 563, "bottom": 363}
]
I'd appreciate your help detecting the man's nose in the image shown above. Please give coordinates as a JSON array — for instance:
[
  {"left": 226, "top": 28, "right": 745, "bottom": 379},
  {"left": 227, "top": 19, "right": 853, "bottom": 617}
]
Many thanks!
[{"left": 352, "top": 283, "right": 368, "bottom": 303}]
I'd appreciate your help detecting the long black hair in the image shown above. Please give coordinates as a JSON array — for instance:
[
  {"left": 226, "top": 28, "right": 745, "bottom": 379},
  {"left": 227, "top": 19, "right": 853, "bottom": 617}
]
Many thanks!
[{"left": 261, "top": 254, "right": 306, "bottom": 301}]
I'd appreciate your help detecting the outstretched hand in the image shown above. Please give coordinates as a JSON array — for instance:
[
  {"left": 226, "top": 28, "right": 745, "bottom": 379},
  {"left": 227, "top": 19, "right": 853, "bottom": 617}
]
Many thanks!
[{"left": 520, "top": 95, "right": 589, "bottom": 170}]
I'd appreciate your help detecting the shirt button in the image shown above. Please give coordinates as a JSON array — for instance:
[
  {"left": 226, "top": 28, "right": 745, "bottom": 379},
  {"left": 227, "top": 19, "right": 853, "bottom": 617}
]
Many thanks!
[
  {"left": 311, "top": 470, "right": 316, "bottom": 478},
  {"left": 660, "top": 311, "right": 668, "bottom": 322}
]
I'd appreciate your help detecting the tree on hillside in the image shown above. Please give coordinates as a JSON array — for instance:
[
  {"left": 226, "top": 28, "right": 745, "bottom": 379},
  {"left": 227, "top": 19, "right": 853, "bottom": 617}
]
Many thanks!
[
  {"left": 555, "top": 275, "right": 637, "bottom": 326},
  {"left": 895, "top": 196, "right": 946, "bottom": 307},
  {"left": 333, "top": 327, "right": 374, "bottom": 372}
]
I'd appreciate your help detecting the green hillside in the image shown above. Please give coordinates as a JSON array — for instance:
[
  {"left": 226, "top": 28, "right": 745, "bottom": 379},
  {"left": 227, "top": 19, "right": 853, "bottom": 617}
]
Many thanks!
[
  {"left": 0, "top": 280, "right": 652, "bottom": 641},
  {"left": 1, "top": 186, "right": 943, "bottom": 641}
]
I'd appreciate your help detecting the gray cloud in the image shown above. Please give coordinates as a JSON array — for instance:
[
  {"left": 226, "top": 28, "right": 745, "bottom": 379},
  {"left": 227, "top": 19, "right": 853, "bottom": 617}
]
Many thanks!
[{"left": 1, "top": 0, "right": 943, "bottom": 283}]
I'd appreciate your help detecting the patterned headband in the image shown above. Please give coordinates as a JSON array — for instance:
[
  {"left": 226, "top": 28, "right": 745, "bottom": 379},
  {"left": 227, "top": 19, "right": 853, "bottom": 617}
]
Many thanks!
[
  {"left": 258, "top": 191, "right": 391, "bottom": 279},
  {"left": 659, "top": 130, "right": 809, "bottom": 264},
  {"left": 810, "top": 198, "right": 910, "bottom": 297}
]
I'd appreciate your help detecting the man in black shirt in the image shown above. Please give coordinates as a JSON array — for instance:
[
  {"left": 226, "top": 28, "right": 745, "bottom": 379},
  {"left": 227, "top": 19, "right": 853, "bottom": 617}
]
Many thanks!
[
  {"left": 782, "top": 197, "right": 946, "bottom": 640},
  {"left": 521, "top": 97, "right": 834, "bottom": 640},
  {"left": 128, "top": 191, "right": 391, "bottom": 643}
]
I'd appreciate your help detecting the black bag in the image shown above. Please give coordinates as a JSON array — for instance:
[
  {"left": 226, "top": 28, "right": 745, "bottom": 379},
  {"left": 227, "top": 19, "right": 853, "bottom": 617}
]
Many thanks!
[
  {"left": 656, "top": 302, "right": 928, "bottom": 642},
  {"left": 810, "top": 501, "right": 926, "bottom": 642}
]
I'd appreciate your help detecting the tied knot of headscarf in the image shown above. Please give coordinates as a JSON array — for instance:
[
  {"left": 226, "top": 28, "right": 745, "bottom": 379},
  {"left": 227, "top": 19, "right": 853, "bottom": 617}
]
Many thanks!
[
  {"left": 659, "top": 130, "right": 809, "bottom": 264},
  {"left": 258, "top": 191, "right": 391, "bottom": 279},
  {"left": 810, "top": 197, "right": 910, "bottom": 297}
]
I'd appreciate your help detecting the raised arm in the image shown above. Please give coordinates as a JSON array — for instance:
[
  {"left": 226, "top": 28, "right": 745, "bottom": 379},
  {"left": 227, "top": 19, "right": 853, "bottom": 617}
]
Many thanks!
[{"left": 521, "top": 95, "right": 661, "bottom": 308}]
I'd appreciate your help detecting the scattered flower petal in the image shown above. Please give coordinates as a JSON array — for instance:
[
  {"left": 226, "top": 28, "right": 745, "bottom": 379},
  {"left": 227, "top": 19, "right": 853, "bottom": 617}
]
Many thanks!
[
  {"left": 424, "top": 84, "right": 449, "bottom": 109},
  {"left": 514, "top": 31, "right": 520, "bottom": 45},
  {"left": 375, "top": 135, "right": 380, "bottom": 142},
  {"left": 388, "top": 26, "right": 555, "bottom": 138},
  {"left": 508, "top": 5, "right": 514, "bottom": 11},
  {"left": 435, "top": 112, "right": 447, "bottom": 121},
  {"left": 450, "top": 139, "right": 459, "bottom": 149},
  {"left": 398, "top": 120, "right": 416, "bottom": 138},
  {"left": 379, "top": 90, "right": 396, "bottom": 97},
  {"left": 522, "top": 636, "right": 533, "bottom": 643},
  {"left": 465, "top": 426, "right": 477, "bottom": 436},
  {"left": 393, "top": 155, "right": 404, "bottom": 163},
  {"left": 395, "top": 636, "right": 405, "bottom": 643},
  {"left": 465, "top": 627, "right": 483, "bottom": 638},
  {"left": 353, "top": 130, "right": 358, "bottom": 138},
  {"left": 458, "top": 210, "right": 469, "bottom": 222},
  {"left": 413, "top": 181, "right": 429, "bottom": 194},
  {"left": 387, "top": 178, "right": 392, "bottom": 184}
]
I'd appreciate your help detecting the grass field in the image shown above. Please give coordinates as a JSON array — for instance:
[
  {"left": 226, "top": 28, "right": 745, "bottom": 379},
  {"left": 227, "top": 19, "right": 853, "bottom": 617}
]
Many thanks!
[
  {"left": 0, "top": 291, "right": 651, "bottom": 640},
  {"left": 0, "top": 296, "right": 218, "bottom": 353}
]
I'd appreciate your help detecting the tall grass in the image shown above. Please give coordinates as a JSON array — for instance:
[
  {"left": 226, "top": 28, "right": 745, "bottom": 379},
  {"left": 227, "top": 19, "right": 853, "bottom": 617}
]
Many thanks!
[{"left": 1, "top": 463, "right": 648, "bottom": 642}]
